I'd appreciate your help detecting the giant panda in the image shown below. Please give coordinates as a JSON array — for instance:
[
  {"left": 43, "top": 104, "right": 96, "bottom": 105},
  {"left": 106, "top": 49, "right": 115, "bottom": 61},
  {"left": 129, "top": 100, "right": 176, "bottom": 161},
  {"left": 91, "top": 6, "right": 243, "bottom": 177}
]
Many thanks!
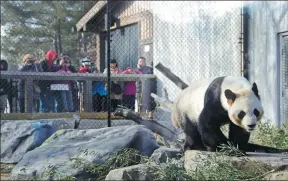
[{"left": 171, "top": 76, "right": 288, "bottom": 153}]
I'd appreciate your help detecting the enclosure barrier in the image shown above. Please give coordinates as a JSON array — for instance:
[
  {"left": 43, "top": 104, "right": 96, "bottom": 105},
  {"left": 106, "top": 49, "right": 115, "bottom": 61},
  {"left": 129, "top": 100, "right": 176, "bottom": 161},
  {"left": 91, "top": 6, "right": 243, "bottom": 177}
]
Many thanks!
[{"left": 1, "top": 71, "right": 156, "bottom": 120}]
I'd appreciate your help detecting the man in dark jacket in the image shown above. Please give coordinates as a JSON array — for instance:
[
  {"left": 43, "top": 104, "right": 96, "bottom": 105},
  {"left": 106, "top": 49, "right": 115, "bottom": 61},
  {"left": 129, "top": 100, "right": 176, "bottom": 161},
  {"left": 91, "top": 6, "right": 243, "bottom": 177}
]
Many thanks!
[
  {"left": 0, "top": 59, "right": 10, "bottom": 113},
  {"left": 18, "top": 54, "right": 42, "bottom": 112},
  {"left": 136, "top": 57, "right": 156, "bottom": 113},
  {"left": 39, "top": 50, "right": 58, "bottom": 112}
]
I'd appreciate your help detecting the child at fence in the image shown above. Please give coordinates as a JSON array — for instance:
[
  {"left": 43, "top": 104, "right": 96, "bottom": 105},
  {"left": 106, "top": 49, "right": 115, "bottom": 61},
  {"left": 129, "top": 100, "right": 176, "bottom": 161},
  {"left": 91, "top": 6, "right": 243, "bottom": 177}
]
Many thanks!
[
  {"left": 18, "top": 54, "right": 42, "bottom": 113},
  {"left": 121, "top": 66, "right": 142, "bottom": 110},
  {"left": 103, "top": 59, "right": 122, "bottom": 112},
  {"left": 77, "top": 57, "right": 106, "bottom": 112},
  {"left": 78, "top": 57, "right": 109, "bottom": 112},
  {"left": 54, "top": 58, "right": 74, "bottom": 112}
]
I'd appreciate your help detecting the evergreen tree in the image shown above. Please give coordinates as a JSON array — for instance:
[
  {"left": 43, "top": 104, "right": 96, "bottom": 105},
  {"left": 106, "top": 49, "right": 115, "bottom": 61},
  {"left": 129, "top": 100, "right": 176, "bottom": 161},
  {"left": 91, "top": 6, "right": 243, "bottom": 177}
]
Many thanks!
[{"left": 1, "top": 0, "right": 95, "bottom": 66}]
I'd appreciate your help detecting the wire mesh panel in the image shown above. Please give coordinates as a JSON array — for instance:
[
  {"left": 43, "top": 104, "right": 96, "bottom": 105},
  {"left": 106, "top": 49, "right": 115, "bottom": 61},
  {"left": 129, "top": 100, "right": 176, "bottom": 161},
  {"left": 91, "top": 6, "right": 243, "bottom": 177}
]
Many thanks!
[
  {"left": 1, "top": 1, "right": 243, "bottom": 128},
  {"left": 152, "top": 1, "right": 243, "bottom": 101},
  {"left": 280, "top": 35, "right": 288, "bottom": 126}
]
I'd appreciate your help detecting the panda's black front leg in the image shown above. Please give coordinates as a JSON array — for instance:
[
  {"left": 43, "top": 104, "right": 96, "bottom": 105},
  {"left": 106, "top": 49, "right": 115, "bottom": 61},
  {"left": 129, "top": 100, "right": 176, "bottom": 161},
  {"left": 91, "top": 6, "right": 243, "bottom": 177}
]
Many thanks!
[
  {"left": 229, "top": 123, "right": 288, "bottom": 153},
  {"left": 198, "top": 108, "right": 229, "bottom": 152},
  {"left": 182, "top": 115, "right": 206, "bottom": 152}
]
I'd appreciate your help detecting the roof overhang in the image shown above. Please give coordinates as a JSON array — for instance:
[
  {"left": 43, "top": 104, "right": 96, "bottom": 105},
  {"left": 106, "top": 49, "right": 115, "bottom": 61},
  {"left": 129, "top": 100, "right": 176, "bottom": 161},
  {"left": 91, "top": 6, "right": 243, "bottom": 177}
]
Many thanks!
[{"left": 76, "top": 1, "right": 107, "bottom": 32}]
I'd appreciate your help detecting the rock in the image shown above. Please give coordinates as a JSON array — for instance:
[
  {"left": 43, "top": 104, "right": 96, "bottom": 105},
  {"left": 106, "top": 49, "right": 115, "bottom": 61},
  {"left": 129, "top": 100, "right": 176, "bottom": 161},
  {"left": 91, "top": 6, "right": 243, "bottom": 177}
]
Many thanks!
[
  {"left": 264, "top": 170, "right": 288, "bottom": 180},
  {"left": 105, "top": 164, "right": 155, "bottom": 180},
  {"left": 150, "top": 147, "right": 182, "bottom": 163},
  {"left": 184, "top": 150, "right": 288, "bottom": 172},
  {"left": 10, "top": 125, "right": 159, "bottom": 180},
  {"left": 245, "top": 152, "right": 288, "bottom": 168},
  {"left": 77, "top": 119, "right": 136, "bottom": 129},
  {"left": 1, "top": 119, "right": 73, "bottom": 164},
  {"left": 152, "top": 107, "right": 171, "bottom": 122}
]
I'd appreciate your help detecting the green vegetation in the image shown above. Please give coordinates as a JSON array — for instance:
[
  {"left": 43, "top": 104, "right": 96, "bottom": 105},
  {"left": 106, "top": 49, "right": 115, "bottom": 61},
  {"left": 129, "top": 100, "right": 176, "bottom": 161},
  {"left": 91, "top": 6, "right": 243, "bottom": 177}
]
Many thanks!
[
  {"left": 23, "top": 122, "right": 288, "bottom": 180},
  {"left": 250, "top": 122, "right": 288, "bottom": 149}
]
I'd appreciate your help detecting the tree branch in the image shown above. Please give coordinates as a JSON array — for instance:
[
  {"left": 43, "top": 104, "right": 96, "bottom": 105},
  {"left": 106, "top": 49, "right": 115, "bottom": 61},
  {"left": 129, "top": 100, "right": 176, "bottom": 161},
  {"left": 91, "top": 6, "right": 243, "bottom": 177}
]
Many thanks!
[
  {"left": 155, "top": 62, "right": 189, "bottom": 90},
  {"left": 113, "top": 108, "right": 180, "bottom": 142}
]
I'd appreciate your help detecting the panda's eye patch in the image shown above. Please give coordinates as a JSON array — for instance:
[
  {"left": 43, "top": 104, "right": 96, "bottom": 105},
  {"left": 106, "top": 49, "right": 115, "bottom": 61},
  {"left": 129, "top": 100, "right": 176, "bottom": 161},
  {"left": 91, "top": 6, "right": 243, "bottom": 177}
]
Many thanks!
[
  {"left": 238, "top": 111, "right": 246, "bottom": 119},
  {"left": 254, "top": 109, "right": 260, "bottom": 117}
]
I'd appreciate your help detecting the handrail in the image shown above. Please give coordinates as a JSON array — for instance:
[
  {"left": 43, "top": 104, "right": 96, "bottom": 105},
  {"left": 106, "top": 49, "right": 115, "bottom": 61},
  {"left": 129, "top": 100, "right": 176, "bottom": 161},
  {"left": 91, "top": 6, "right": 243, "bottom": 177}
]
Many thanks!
[
  {"left": 1, "top": 71, "right": 156, "bottom": 114},
  {"left": 0, "top": 71, "right": 156, "bottom": 81}
]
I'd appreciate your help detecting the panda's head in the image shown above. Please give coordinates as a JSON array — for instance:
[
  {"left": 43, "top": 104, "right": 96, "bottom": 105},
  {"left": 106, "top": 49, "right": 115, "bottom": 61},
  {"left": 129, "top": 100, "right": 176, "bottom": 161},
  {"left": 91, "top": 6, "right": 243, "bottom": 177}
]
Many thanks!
[{"left": 224, "top": 82, "right": 264, "bottom": 132}]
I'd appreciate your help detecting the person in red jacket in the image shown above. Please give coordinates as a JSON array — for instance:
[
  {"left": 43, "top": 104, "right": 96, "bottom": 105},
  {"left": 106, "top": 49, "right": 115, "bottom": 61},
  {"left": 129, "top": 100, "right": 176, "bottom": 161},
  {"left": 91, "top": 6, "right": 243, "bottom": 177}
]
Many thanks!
[{"left": 39, "top": 50, "right": 58, "bottom": 113}]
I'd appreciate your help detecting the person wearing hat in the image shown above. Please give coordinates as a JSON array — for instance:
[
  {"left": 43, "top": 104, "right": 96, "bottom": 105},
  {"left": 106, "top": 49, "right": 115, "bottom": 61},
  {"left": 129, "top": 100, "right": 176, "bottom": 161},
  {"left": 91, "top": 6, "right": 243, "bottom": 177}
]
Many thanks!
[
  {"left": 78, "top": 57, "right": 92, "bottom": 111},
  {"left": 18, "top": 54, "right": 42, "bottom": 113},
  {"left": 39, "top": 50, "right": 58, "bottom": 113},
  {"left": 78, "top": 57, "right": 93, "bottom": 73}
]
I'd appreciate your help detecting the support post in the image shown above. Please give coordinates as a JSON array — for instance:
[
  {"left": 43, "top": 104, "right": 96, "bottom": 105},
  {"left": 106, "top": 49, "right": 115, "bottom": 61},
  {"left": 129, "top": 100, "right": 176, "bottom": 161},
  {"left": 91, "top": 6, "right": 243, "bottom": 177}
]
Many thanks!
[
  {"left": 25, "top": 79, "right": 33, "bottom": 113},
  {"left": 105, "top": 0, "right": 111, "bottom": 127},
  {"left": 84, "top": 80, "right": 93, "bottom": 112}
]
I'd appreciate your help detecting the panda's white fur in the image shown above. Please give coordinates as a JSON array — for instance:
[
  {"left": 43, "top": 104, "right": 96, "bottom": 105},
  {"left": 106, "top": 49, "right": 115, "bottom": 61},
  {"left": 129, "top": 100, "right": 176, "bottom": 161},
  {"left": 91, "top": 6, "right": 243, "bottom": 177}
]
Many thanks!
[{"left": 172, "top": 76, "right": 264, "bottom": 132}]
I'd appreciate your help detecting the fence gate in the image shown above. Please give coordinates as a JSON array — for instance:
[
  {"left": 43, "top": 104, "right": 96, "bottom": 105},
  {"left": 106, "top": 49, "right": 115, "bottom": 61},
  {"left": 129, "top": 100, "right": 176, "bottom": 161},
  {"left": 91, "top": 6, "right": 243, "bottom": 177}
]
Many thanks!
[{"left": 280, "top": 32, "right": 288, "bottom": 126}]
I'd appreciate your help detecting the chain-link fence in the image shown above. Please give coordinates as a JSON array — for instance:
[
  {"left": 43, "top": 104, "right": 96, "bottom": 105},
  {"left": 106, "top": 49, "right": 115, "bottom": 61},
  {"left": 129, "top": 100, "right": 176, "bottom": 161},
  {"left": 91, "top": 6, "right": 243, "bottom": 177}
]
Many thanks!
[
  {"left": 1, "top": 1, "right": 244, "bottom": 128},
  {"left": 280, "top": 34, "right": 288, "bottom": 125}
]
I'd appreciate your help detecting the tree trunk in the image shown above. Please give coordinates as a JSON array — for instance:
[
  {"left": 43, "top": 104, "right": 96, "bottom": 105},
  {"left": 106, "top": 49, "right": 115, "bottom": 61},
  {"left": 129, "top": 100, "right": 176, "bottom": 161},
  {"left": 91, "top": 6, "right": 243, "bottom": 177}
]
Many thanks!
[{"left": 57, "top": 18, "right": 62, "bottom": 54}]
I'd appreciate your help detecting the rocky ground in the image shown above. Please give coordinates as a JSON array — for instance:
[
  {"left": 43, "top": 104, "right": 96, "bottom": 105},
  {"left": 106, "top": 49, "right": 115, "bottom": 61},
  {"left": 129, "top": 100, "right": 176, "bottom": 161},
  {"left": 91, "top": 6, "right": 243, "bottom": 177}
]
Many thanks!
[{"left": 1, "top": 107, "right": 287, "bottom": 180}]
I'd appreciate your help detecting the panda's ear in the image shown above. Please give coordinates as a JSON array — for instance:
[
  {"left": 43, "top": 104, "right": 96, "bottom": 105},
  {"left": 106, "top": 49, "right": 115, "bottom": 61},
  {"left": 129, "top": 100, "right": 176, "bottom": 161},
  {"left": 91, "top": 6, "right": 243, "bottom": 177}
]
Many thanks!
[
  {"left": 252, "top": 82, "right": 260, "bottom": 98},
  {"left": 224, "top": 89, "right": 236, "bottom": 102}
]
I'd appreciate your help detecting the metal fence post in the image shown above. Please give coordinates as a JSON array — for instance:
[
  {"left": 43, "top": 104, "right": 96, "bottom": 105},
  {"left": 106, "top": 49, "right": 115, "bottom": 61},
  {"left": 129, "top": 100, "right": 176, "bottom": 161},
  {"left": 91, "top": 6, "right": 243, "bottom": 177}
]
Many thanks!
[
  {"left": 25, "top": 78, "right": 33, "bottom": 113},
  {"left": 83, "top": 80, "right": 93, "bottom": 112},
  {"left": 105, "top": 0, "right": 111, "bottom": 127},
  {"left": 135, "top": 80, "right": 141, "bottom": 113},
  {"left": 11, "top": 80, "right": 17, "bottom": 113}
]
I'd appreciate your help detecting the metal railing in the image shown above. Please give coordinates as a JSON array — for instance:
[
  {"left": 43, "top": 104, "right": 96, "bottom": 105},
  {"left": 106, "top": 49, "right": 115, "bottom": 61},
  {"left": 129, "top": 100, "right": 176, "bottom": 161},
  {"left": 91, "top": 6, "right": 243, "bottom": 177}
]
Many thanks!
[{"left": 1, "top": 71, "right": 156, "bottom": 114}]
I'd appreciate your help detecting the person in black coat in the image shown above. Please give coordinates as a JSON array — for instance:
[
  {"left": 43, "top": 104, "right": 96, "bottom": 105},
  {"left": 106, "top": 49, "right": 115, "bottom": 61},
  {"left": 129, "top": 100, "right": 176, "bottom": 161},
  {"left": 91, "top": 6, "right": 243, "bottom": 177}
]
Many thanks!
[
  {"left": 18, "top": 54, "right": 42, "bottom": 113},
  {"left": 136, "top": 57, "right": 156, "bottom": 113},
  {"left": 0, "top": 59, "right": 10, "bottom": 113}
]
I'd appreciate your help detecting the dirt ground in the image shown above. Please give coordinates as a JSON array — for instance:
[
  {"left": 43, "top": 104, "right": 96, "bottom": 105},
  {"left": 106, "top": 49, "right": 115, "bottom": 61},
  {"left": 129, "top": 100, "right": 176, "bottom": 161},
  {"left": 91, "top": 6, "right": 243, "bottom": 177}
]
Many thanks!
[{"left": 0, "top": 163, "right": 15, "bottom": 181}]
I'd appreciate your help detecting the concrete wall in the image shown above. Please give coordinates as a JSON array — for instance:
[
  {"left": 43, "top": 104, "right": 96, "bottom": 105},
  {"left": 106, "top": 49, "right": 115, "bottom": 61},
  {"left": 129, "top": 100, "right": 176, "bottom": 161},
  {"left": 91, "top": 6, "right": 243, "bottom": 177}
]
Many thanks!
[
  {"left": 247, "top": 1, "right": 288, "bottom": 126},
  {"left": 151, "top": 1, "right": 243, "bottom": 101}
]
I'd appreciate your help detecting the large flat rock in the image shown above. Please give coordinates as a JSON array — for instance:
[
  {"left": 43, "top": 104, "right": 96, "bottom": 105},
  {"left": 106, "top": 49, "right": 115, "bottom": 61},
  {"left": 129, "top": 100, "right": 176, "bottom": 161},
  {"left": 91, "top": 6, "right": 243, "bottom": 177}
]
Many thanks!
[
  {"left": 10, "top": 125, "right": 159, "bottom": 180},
  {"left": 77, "top": 119, "right": 137, "bottom": 129},
  {"left": 184, "top": 150, "right": 288, "bottom": 172},
  {"left": 264, "top": 170, "right": 288, "bottom": 180},
  {"left": 1, "top": 119, "right": 73, "bottom": 163}
]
